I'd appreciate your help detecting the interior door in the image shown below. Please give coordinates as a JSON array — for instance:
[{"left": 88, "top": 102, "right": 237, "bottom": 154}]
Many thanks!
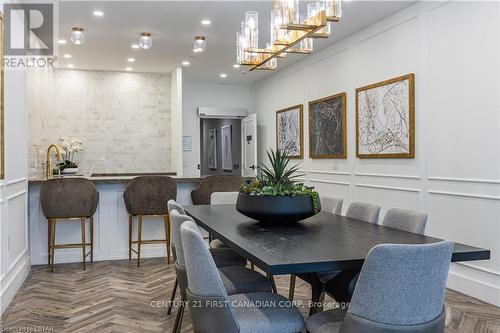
[{"left": 242, "top": 113, "right": 257, "bottom": 177}]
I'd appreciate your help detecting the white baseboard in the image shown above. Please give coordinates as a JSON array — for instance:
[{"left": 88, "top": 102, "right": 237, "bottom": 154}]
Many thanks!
[
  {"left": 447, "top": 263, "right": 500, "bottom": 307},
  {"left": 0, "top": 252, "right": 31, "bottom": 316}
]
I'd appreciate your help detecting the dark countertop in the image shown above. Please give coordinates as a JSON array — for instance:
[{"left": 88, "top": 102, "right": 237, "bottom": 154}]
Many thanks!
[
  {"left": 28, "top": 173, "right": 255, "bottom": 186},
  {"left": 28, "top": 173, "right": 205, "bottom": 185}
]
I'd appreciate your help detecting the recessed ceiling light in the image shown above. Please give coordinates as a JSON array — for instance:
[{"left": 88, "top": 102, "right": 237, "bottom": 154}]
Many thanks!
[
  {"left": 131, "top": 44, "right": 140, "bottom": 49},
  {"left": 182, "top": 61, "right": 190, "bottom": 66},
  {"left": 201, "top": 19, "right": 211, "bottom": 25},
  {"left": 63, "top": 54, "right": 72, "bottom": 58},
  {"left": 127, "top": 58, "right": 135, "bottom": 62},
  {"left": 67, "top": 64, "right": 74, "bottom": 68},
  {"left": 93, "top": 11, "right": 104, "bottom": 17},
  {"left": 220, "top": 73, "right": 227, "bottom": 78},
  {"left": 233, "top": 64, "right": 240, "bottom": 68},
  {"left": 58, "top": 39, "right": 67, "bottom": 44},
  {"left": 125, "top": 67, "right": 133, "bottom": 71}
]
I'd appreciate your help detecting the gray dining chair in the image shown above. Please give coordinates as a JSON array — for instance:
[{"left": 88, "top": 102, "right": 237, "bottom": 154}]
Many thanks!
[
  {"left": 345, "top": 201, "right": 380, "bottom": 224},
  {"left": 320, "top": 196, "right": 344, "bottom": 215},
  {"left": 382, "top": 208, "right": 428, "bottom": 234},
  {"left": 168, "top": 199, "right": 185, "bottom": 215},
  {"left": 209, "top": 192, "right": 239, "bottom": 249},
  {"left": 306, "top": 241, "right": 453, "bottom": 333},
  {"left": 181, "top": 220, "right": 305, "bottom": 333},
  {"left": 328, "top": 207, "right": 429, "bottom": 302},
  {"left": 167, "top": 209, "right": 271, "bottom": 332},
  {"left": 288, "top": 202, "right": 380, "bottom": 302},
  {"left": 211, "top": 191, "right": 239, "bottom": 205}
]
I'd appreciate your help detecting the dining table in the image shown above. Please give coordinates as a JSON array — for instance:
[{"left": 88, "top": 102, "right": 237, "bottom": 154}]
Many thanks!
[{"left": 184, "top": 204, "right": 490, "bottom": 314}]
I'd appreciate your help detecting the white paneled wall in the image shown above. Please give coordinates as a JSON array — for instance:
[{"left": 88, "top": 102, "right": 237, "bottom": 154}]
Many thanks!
[
  {"left": 252, "top": 1, "right": 500, "bottom": 306},
  {"left": 0, "top": 68, "right": 30, "bottom": 314}
]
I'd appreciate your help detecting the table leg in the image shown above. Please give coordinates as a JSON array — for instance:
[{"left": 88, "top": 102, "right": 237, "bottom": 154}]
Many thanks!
[{"left": 308, "top": 273, "right": 324, "bottom": 316}]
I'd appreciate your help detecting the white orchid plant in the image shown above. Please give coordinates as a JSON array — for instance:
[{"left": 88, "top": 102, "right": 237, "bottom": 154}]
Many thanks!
[{"left": 57, "top": 138, "right": 83, "bottom": 170}]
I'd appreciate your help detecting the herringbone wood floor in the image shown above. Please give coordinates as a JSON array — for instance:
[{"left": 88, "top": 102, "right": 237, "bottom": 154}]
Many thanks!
[{"left": 1, "top": 258, "right": 499, "bottom": 332}]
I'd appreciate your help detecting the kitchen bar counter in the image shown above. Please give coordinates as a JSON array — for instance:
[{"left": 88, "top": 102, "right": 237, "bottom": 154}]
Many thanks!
[
  {"left": 28, "top": 173, "right": 206, "bottom": 185},
  {"left": 28, "top": 174, "right": 215, "bottom": 265}
]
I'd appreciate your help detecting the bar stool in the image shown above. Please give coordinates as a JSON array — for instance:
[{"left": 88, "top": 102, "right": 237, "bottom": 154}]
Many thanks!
[
  {"left": 123, "top": 176, "right": 177, "bottom": 266},
  {"left": 40, "top": 178, "right": 99, "bottom": 272}
]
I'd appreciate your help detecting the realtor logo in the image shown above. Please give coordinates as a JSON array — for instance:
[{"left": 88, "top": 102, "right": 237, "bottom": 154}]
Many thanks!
[{"left": 4, "top": 3, "right": 53, "bottom": 56}]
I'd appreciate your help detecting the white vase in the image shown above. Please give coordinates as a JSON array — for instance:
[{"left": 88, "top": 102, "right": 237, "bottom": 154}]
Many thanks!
[{"left": 61, "top": 167, "right": 79, "bottom": 174}]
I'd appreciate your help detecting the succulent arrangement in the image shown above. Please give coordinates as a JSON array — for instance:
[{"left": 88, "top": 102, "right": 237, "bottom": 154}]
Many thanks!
[{"left": 240, "top": 149, "right": 320, "bottom": 213}]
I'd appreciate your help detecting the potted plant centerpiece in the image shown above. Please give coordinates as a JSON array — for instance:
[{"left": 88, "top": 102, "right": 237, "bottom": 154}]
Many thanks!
[
  {"left": 57, "top": 138, "right": 83, "bottom": 174},
  {"left": 236, "top": 149, "right": 320, "bottom": 224}
]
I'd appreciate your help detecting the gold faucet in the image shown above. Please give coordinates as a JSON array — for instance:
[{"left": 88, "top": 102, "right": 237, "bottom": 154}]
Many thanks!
[{"left": 45, "top": 144, "right": 62, "bottom": 179}]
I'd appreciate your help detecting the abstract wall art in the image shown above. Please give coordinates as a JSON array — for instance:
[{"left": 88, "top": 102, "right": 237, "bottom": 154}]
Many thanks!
[
  {"left": 208, "top": 128, "right": 217, "bottom": 169},
  {"left": 276, "top": 104, "right": 303, "bottom": 159},
  {"left": 221, "top": 125, "right": 233, "bottom": 171},
  {"left": 356, "top": 73, "right": 415, "bottom": 158},
  {"left": 309, "top": 92, "right": 346, "bottom": 159}
]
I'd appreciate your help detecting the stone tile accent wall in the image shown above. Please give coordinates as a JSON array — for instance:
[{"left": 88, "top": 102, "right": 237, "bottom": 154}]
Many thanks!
[{"left": 28, "top": 69, "right": 171, "bottom": 177}]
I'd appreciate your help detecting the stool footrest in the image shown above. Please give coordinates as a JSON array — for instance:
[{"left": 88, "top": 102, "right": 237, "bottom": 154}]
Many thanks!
[
  {"left": 53, "top": 243, "right": 92, "bottom": 249},
  {"left": 130, "top": 239, "right": 168, "bottom": 245}
]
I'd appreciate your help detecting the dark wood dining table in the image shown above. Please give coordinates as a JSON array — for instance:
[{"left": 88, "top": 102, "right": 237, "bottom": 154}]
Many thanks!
[{"left": 185, "top": 204, "right": 490, "bottom": 314}]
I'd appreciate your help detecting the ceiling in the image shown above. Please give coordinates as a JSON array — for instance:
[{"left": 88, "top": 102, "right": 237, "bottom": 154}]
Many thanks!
[{"left": 57, "top": 1, "right": 416, "bottom": 85}]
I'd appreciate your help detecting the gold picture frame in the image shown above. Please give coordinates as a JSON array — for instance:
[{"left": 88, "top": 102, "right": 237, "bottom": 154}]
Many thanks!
[
  {"left": 276, "top": 104, "right": 304, "bottom": 159},
  {"left": 355, "top": 73, "right": 415, "bottom": 159},
  {"left": 309, "top": 92, "right": 347, "bottom": 159}
]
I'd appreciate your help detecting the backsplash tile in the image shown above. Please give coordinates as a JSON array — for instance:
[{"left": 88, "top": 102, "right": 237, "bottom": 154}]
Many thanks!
[{"left": 28, "top": 69, "right": 171, "bottom": 177}]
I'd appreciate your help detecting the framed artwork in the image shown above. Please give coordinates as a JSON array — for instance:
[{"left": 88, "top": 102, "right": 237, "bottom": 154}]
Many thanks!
[
  {"left": 276, "top": 104, "right": 303, "bottom": 159},
  {"left": 0, "top": 14, "right": 3, "bottom": 179},
  {"left": 356, "top": 73, "right": 415, "bottom": 158},
  {"left": 309, "top": 92, "right": 347, "bottom": 159},
  {"left": 221, "top": 125, "right": 233, "bottom": 171},
  {"left": 208, "top": 128, "right": 217, "bottom": 169}
]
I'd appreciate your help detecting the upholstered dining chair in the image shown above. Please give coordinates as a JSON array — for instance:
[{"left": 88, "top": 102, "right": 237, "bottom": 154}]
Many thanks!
[
  {"left": 320, "top": 196, "right": 344, "bottom": 215},
  {"left": 306, "top": 241, "right": 453, "bottom": 333},
  {"left": 345, "top": 201, "right": 381, "bottom": 224},
  {"left": 191, "top": 175, "right": 243, "bottom": 205},
  {"left": 325, "top": 207, "right": 430, "bottom": 302},
  {"left": 382, "top": 208, "right": 428, "bottom": 234},
  {"left": 181, "top": 220, "right": 305, "bottom": 333},
  {"left": 40, "top": 178, "right": 99, "bottom": 272},
  {"left": 168, "top": 210, "right": 272, "bottom": 333},
  {"left": 123, "top": 176, "right": 177, "bottom": 266},
  {"left": 208, "top": 192, "right": 239, "bottom": 249},
  {"left": 289, "top": 200, "right": 379, "bottom": 301}
]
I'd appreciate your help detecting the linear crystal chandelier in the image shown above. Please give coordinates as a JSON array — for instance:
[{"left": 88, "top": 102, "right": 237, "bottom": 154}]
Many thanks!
[{"left": 236, "top": 0, "right": 342, "bottom": 71}]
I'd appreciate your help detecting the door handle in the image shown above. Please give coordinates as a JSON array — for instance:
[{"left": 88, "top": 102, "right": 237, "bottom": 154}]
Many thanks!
[{"left": 249, "top": 165, "right": 255, "bottom": 170}]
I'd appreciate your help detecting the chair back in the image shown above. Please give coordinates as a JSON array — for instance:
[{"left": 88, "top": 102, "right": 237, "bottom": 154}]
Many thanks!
[
  {"left": 191, "top": 175, "right": 243, "bottom": 205},
  {"left": 167, "top": 200, "right": 185, "bottom": 215},
  {"left": 181, "top": 221, "right": 239, "bottom": 332},
  {"left": 123, "top": 176, "right": 177, "bottom": 215},
  {"left": 170, "top": 209, "right": 199, "bottom": 267},
  {"left": 320, "top": 196, "right": 343, "bottom": 214},
  {"left": 345, "top": 202, "right": 380, "bottom": 224},
  {"left": 344, "top": 241, "right": 453, "bottom": 330},
  {"left": 382, "top": 208, "right": 427, "bottom": 234},
  {"left": 211, "top": 191, "right": 239, "bottom": 205},
  {"left": 40, "top": 178, "right": 99, "bottom": 218}
]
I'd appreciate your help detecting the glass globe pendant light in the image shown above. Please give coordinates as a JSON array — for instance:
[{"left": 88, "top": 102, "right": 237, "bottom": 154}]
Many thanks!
[
  {"left": 193, "top": 36, "right": 206, "bottom": 53},
  {"left": 139, "top": 32, "right": 153, "bottom": 49},
  {"left": 70, "top": 27, "right": 85, "bottom": 45}
]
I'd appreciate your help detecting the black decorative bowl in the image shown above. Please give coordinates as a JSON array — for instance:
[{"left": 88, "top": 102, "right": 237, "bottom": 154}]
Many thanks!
[{"left": 236, "top": 193, "right": 320, "bottom": 224}]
